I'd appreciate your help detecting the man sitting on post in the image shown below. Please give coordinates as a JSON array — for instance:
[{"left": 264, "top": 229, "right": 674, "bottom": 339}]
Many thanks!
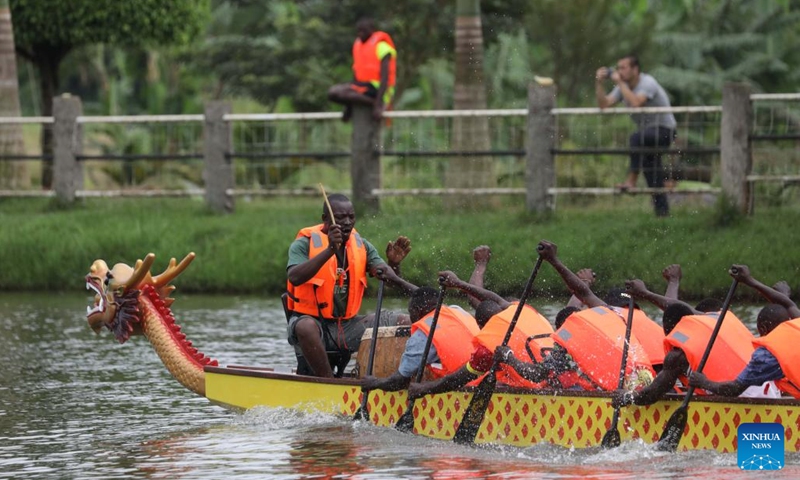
[{"left": 328, "top": 17, "right": 396, "bottom": 122}]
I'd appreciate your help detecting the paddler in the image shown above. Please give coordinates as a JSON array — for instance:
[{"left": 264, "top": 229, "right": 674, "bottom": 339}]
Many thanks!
[
  {"left": 360, "top": 281, "right": 481, "bottom": 393},
  {"left": 689, "top": 265, "right": 800, "bottom": 399},
  {"left": 406, "top": 268, "right": 554, "bottom": 400},
  {"left": 612, "top": 268, "right": 766, "bottom": 408},
  {"left": 535, "top": 240, "right": 666, "bottom": 371}
]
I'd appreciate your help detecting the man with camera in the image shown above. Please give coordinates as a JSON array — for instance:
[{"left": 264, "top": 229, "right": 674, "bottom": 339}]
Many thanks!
[{"left": 595, "top": 55, "right": 676, "bottom": 217}]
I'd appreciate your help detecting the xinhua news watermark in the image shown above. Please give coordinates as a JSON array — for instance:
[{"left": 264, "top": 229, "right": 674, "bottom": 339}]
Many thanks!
[{"left": 738, "top": 423, "right": 784, "bottom": 470}]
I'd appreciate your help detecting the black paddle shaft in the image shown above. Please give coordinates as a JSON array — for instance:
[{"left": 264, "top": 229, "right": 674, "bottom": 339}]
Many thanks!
[
  {"left": 414, "top": 277, "right": 448, "bottom": 383},
  {"left": 354, "top": 276, "right": 386, "bottom": 421},
  {"left": 657, "top": 272, "right": 739, "bottom": 451},
  {"left": 453, "top": 253, "right": 544, "bottom": 445},
  {"left": 615, "top": 294, "right": 636, "bottom": 391},
  {"left": 395, "top": 277, "right": 447, "bottom": 432},
  {"left": 364, "top": 279, "right": 385, "bottom": 378},
  {"left": 601, "top": 292, "right": 636, "bottom": 448},
  {"left": 679, "top": 277, "right": 739, "bottom": 405}
]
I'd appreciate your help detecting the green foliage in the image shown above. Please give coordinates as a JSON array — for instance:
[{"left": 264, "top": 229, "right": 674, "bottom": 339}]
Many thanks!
[
  {"left": 651, "top": 0, "right": 800, "bottom": 104},
  {"left": 11, "top": 0, "right": 208, "bottom": 50},
  {"left": 525, "top": 0, "right": 657, "bottom": 105}
]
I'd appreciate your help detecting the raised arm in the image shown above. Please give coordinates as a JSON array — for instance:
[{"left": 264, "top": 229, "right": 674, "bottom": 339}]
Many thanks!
[
  {"left": 466, "top": 245, "right": 492, "bottom": 309},
  {"left": 625, "top": 278, "right": 696, "bottom": 312},
  {"left": 731, "top": 265, "right": 800, "bottom": 317},
  {"left": 662, "top": 264, "right": 682, "bottom": 300},
  {"left": 538, "top": 241, "right": 604, "bottom": 308},
  {"left": 439, "top": 270, "right": 510, "bottom": 309},
  {"left": 566, "top": 268, "right": 596, "bottom": 308}
]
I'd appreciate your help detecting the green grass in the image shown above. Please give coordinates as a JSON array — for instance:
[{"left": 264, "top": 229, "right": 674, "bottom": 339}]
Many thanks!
[{"left": 0, "top": 196, "right": 798, "bottom": 302}]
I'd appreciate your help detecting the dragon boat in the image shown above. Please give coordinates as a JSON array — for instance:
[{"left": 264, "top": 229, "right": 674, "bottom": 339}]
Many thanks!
[{"left": 85, "top": 253, "right": 800, "bottom": 453}]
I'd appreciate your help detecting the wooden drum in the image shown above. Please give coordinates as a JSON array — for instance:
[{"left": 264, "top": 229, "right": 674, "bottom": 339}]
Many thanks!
[{"left": 354, "top": 326, "right": 410, "bottom": 378}]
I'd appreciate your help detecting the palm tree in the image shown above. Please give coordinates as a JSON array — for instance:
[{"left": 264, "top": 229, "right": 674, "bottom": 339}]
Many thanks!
[
  {"left": 0, "top": 0, "right": 27, "bottom": 189},
  {"left": 447, "top": 0, "right": 495, "bottom": 207}
]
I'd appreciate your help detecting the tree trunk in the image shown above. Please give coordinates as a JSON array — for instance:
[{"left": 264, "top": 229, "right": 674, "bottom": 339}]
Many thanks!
[
  {"left": 0, "top": 0, "right": 27, "bottom": 189},
  {"left": 37, "top": 49, "right": 62, "bottom": 190},
  {"left": 36, "top": 51, "right": 61, "bottom": 190},
  {"left": 446, "top": 0, "right": 494, "bottom": 208}
]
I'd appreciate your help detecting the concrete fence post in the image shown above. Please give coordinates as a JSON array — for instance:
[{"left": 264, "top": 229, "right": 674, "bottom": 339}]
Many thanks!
[
  {"left": 525, "top": 83, "right": 556, "bottom": 212},
  {"left": 720, "top": 83, "right": 752, "bottom": 213},
  {"left": 53, "top": 95, "right": 83, "bottom": 204},
  {"left": 203, "top": 102, "right": 234, "bottom": 213},
  {"left": 350, "top": 104, "right": 381, "bottom": 212}
]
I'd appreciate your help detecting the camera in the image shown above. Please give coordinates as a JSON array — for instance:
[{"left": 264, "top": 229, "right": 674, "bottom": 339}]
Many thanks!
[{"left": 605, "top": 67, "right": 615, "bottom": 78}]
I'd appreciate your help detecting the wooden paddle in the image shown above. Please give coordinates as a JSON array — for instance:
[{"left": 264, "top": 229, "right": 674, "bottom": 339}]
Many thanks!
[
  {"left": 318, "top": 183, "right": 344, "bottom": 264},
  {"left": 395, "top": 277, "right": 447, "bottom": 433},
  {"left": 656, "top": 271, "right": 739, "bottom": 452},
  {"left": 601, "top": 292, "right": 636, "bottom": 448},
  {"left": 354, "top": 275, "right": 386, "bottom": 421},
  {"left": 452, "top": 251, "right": 544, "bottom": 445}
]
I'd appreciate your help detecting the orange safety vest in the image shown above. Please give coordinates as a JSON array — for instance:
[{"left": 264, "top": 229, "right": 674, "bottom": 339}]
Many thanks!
[
  {"left": 472, "top": 302, "right": 554, "bottom": 388},
  {"left": 753, "top": 317, "right": 800, "bottom": 399},
  {"left": 411, "top": 306, "right": 480, "bottom": 378},
  {"left": 286, "top": 224, "right": 367, "bottom": 320},
  {"left": 609, "top": 306, "right": 666, "bottom": 366},
  {"left": 664, "top": 312, "right": 754, "bottom": 383},
  {"left": 553, "top": 307, "right": 655, "bottom": 391},
  {"left": 352, "top": 31, "right": 396, "bottom": 87}
]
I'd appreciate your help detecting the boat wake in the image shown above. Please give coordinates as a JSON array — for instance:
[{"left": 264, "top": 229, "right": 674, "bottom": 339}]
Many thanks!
[{"left": 234, "top": 405, "right": 342, "bottom": 430}]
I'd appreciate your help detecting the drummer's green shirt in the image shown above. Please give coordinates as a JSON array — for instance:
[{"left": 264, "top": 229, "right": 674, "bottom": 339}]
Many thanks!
[{"left": 287, "top": 236, "right": 385, "bottom": 319}]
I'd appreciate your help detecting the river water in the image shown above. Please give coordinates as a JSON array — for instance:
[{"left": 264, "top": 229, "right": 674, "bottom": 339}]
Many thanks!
[{"left": 1, "top": 292, "right": 797, "bottom": 479}]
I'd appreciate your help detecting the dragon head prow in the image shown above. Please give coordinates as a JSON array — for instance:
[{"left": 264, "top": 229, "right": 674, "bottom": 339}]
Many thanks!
[{"left": 86, "top": 252, "right": 195, "bottom": 342}]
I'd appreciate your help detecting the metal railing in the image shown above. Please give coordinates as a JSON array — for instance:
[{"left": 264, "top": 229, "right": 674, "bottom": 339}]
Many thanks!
[{"left": 0, "top": 88, "right": 796, "bottom": 213}]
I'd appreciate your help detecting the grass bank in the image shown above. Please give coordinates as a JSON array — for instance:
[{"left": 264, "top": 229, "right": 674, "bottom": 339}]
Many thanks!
[{"left": 0, "top": 196, "right": 797, "bottom": 302}]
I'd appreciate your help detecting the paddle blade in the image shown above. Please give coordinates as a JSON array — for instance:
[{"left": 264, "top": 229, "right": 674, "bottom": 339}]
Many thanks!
[
  {"left": 395, "top": 405, "right": 415, "bottom": 433},
  {"left": 353, "top": 404, "right": 368, "bottom": 422},
  {"left": 600, "top": 427, "right": 621, "bottom": 449},
  {"left": 453, "top": 371, "right": 497, "bottom": 445},
  {"left": 656, "top": 405, "right": 688, "bottom": 452}
]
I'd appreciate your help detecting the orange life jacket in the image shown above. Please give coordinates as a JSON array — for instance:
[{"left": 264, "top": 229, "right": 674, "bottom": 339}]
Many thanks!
[
  {"left": 352, "top": 31, "right": 396, "bottom": 87},
  {"left": 553, "top": 307, "right": 655, "bottom": 391},
  {"left": 609, "top": 306, "right": 666, "bottom": 366},
  {"left": 286, "top": 224, "right": 367, "bottom": 320},
  {"left": 411, "top": 306, "right": 480, "bottom": 378},
  {"left": 664, "top": 312, "right": 754, "bottom": 383},
  {"left": 472, "top": 302, "right": 554, "bottom": 389},
  {"left": 753, "top": 317, "right": 800, "bottom": 399}
]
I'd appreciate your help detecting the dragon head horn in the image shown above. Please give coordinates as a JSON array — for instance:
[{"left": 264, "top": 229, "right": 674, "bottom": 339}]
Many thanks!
[
  {"left": 125, "top": 253, "right": 156, "bottom": 292},
  {"left": 151, "top": 253, "right": 196, "bottom": 288}
]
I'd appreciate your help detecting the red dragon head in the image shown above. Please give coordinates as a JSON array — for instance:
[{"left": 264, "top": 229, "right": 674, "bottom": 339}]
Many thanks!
[{"left": 86, "top": 253, "right": 195, "bottom": 343}]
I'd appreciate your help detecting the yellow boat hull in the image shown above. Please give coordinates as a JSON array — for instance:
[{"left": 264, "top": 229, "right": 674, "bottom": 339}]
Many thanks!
[{"left": 206, "top": 366, "right": 800, "bottom": 453}]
